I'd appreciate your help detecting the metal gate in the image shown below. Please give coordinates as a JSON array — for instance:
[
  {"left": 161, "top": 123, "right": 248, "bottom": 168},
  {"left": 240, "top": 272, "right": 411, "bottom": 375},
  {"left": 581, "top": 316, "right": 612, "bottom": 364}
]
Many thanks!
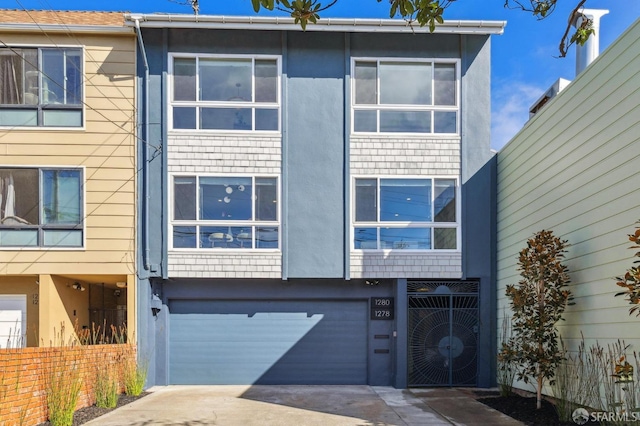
[{"left": 408, "top": 280, "right": 479, "bottom": 386}]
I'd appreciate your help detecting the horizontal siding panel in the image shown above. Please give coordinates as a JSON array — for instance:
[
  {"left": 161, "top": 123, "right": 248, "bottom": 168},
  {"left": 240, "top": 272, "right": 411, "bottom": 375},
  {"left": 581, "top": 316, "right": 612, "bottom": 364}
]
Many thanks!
[
  {"left": 87, "top": 227, "right": 134, "bottom": 240},
  {"left": 1, "top": 262, "right": 134, "bottom": 276},
  {"left": 85, "top": 215, "right": 134, "bottom": 227},
  {"left": 84, "top": 85, "right": 135, "bottom": 100},
  {"left": 5, "top": 144, "right": 134, "bottom": 157},
  {"left": 84, "top": 97, "right": 136, "bottom": 112},
  {"left": 85, "top": 191, "right": 134, "bottom": 205},
  {"left": 87, "top": 180, "right": 134, "bottom": 193}
]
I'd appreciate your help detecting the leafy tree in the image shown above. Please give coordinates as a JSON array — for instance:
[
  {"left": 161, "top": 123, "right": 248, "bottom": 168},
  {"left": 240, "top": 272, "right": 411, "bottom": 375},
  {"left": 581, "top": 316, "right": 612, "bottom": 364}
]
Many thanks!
[
  {"left": 237, "top": 0, "right": 595, "bottom": 57},
  {"left": 503, "top": 229, "right": 573, "bottom": 409},
  {"left": 615, "top": 221, "right": 640, "bottom": 316}
]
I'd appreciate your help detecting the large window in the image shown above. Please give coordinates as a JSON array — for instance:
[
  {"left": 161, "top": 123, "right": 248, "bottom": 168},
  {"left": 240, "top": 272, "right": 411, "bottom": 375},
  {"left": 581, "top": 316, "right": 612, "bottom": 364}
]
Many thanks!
[
  {"left": 0, "top": 47, "right": 83, "bottom": 127},
  {"left": 172, "top": 175, "right": 279, "bottom": 249},
  {"left": 170, "top": 55, "right": 280, "bottom": 132},
  {"left": 353, "top": 177, "right": 458, "bottom": 250},
  {"left": 352, "top": 59, "right": 458, "bottom": 134},
  {"left": 0, "top": 168, "right": 83, "bottom": 247}
]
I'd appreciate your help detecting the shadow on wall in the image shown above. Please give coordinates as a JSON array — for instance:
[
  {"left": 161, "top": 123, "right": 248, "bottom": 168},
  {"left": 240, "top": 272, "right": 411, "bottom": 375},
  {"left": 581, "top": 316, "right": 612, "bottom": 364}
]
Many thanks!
[{"left": 167, "top": 299, "right": 368, "bottom": 385}]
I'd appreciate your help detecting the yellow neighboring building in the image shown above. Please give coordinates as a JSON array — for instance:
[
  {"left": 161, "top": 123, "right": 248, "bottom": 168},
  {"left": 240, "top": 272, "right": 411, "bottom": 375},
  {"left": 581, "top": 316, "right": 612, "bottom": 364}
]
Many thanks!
[{"left": 0, "top": 10, "right": 136, "bottom": 347}]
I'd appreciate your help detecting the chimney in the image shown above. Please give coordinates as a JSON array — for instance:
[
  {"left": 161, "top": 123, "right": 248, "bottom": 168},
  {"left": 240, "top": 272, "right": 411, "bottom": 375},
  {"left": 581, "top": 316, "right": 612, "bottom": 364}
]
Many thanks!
[{"left": 573, "top": 9, "right": 609, "bottom": 75}]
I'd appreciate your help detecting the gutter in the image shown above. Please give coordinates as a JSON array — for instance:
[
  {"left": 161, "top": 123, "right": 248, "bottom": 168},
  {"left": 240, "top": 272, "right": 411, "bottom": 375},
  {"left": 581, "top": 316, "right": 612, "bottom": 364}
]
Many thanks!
[
  {"left": 125, "top": 13, "right": 506, "bottom": 35},
  {"left": 134, "top": 18, "right": 151, "bottom": 272}
]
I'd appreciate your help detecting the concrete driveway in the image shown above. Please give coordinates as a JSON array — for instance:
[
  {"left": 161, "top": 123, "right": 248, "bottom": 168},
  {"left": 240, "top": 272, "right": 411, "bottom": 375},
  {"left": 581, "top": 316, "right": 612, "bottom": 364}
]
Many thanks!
[{"left": 85, "top": 385, "right": 523, "bottom": 426}]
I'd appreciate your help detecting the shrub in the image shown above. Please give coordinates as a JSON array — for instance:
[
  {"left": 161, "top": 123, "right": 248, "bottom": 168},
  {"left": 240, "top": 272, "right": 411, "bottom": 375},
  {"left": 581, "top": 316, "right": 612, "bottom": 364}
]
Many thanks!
[
  {"left": 123, "top": 358, "right": 147, "bottom": 396},
  {"left": 94, "top": 364, "right": 119, "bottom": 408},
  {"left": 44, "top": 348, "right": 83, "bottom": 426}
]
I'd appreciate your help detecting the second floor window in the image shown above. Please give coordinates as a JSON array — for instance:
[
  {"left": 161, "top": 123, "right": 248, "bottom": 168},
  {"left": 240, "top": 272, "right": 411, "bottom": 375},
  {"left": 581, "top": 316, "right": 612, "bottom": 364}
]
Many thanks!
[
  {"left": 352, "top": 59, "right": 458, "bottom": 134},
  {"left": 0, "top": 47, "right": 83, "bottom": 127},
  {"left": 0, "top": 168, "right": 83, "bottom": 248},
  {"left": 353, "top": 177, "right": 458, "bottom": 250},
  {"left": 170, "top": 55, "right": 280, "bottom": 132},
  {"left": 172, "top": 175, "right": 279, "bottom": 250}
]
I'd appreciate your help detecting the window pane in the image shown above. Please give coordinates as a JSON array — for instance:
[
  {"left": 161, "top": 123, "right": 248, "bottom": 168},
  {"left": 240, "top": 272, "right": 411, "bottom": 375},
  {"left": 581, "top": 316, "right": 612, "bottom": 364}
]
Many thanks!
[
  {"left": 199, "top": 177, "right": 251, "bottom": 221},
  {"left": 173, "top": 107, "right": 196, "bottom": 129},
  {"left": 255, "top": 60, "right": 278, "bottom": 103},
  {"left": 354, "top": 227, "right": 377, "bottom": 249},
  {"left": 355, "top": 179, "right": 377, "bottom": 222},
  {"left": 64, "top": 50, "right": 82, "bottom": 105},
  {"left": 255, "top": 108, "right": 278, "bottom": 131},
  {"left": 380, "top": 62, "right": 431, "bottom": 105},
  {"left": 201, "top": 108, "right": 252, "bottom": 130},
  {"left": 0, "top": 48, "right": 37, "bottom": 105},
  {"left": 434, "top": 179, "right": 456, "bottom": 222},
  {"left": 42, "top": 169, "right": 81, "bottom": 225},
  {"left": 354, "top": 110, "right": 376, "bottom": 132},
  {"left": 200, "top": 226, "right": 245, "bottom": 249},
  {"left": 256, "top": 226, "right": 278, "bottom": 249},
  {"left": 380, "top": 110, "right": 430, "bottom": 133},
  {"left": 0, "top": 230, "right": 37, "bottom": 247},
  {"left": 0, "top": 109, "right": 37, "bottom": 126},
  {"left": 200, "top": 59, "right": 251, "bottom": 102},
  {"left": 256, "top": 178, "right": 277, "bottom": 221},
  {"left": 0, "top": 168, "right": 39, "bottom": 225},
  {"left": 380, "top": 178, "right": 431, "bottom": 222},
  {"left": 41, "top": 49, "right": 65, "bottom": 105},
  {"left": 43, "top": 230, "right": 82, "bottom": 247},
  {"left": 380, "top": 227, "right": 430, "bottom": 249},
  {"left": 434, "top": 228, "right": 456, "bottom": 249},
  {"left": 434, "top": 64, "right": 456, "bottom": 106},
  {"left": 43, "top": 110, "right": 82, "bottom": 127},
  {"left": 174, "top": 176, "right": 196, "bottom": 220},
  {"left": 354, "top": 62, "right": 376, "bottom": 105},
  {"left": 434, "top": 111, "right": 457, "bottom": 134},
  {"left": 173, "top": 226, "right": 197, "bottom": 248},
  {"left": 174, "top": 58, "right": 196, "bottom": 101}
]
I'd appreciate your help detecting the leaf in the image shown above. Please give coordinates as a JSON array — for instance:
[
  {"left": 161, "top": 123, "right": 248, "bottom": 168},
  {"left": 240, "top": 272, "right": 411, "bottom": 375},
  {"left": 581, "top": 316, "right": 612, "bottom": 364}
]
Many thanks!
[{"left": 251, "top": 0, "right": 261, "bottom": 13}]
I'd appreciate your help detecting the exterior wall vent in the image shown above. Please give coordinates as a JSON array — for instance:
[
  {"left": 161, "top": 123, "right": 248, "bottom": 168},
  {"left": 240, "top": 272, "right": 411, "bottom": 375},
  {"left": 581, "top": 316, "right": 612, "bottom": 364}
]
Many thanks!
[{"left": 528, "top": 78, "right": 571, "bottom": 118}]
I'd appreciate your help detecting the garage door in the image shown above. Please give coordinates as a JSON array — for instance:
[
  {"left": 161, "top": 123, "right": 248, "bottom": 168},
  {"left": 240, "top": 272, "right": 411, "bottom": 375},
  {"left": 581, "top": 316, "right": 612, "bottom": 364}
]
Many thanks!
[
  {"left": 0, "top": 295, "right": 26, "bottom": 349},
  {"left": 169, "top": 299, "right": 367, "bottom": 385}
]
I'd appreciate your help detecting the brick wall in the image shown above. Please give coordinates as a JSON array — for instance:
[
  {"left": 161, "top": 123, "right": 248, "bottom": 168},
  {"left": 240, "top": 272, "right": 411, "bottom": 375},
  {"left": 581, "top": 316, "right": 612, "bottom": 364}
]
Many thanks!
[{"left": 0, "top": 344, "right": 136, "bottom": 426}]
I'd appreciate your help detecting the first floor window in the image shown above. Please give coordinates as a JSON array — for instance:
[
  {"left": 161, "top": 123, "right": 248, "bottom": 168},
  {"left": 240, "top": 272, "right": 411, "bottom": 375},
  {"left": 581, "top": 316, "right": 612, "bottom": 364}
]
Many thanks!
[
  {"left": 0, "top": 168, "right": 83, "bottom": 247},
  {"left": 353, "top": 177, "right": 458, "bottom": 250},
  {"left": 0, "top": 47, "right": 83, "bottom": 127},
  {"left": 172, "top": 175, "right": 279, "bottom": 249}
]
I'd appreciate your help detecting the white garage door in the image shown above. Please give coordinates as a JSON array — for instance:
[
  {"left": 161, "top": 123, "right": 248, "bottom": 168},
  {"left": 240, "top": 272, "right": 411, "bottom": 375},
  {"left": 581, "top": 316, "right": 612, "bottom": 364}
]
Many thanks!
[{"left": 0, "top": 295, "right": 26, "bottom": 348}]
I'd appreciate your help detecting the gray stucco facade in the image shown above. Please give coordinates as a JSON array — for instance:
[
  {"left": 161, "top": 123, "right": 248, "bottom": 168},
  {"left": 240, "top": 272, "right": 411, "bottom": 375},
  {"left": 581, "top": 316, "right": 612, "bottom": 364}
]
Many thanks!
[{"left": 132, "top": 16, "right": 501, "bottom": 388}]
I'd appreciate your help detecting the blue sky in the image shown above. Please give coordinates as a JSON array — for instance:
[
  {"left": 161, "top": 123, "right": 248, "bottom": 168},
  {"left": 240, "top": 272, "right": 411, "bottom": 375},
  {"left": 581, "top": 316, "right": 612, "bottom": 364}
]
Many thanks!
[{"left": 9, "top": 0, "right": 640, "bottom": 149}]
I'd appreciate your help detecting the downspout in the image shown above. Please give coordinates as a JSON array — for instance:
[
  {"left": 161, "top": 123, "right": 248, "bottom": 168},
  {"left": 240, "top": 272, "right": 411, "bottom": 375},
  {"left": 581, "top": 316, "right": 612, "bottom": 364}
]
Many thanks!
[{"left": 134, "top": 18, "right": 151, "bottom": 271}]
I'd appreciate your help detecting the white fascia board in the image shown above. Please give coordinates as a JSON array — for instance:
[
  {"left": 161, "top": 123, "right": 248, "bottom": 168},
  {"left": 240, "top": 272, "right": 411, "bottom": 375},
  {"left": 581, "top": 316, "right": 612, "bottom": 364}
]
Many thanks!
[
  {"left": 0, "top": 23, "right": 134, "bottom": 34},
  {"left": 125, "top": 13, "right": 506, "bottom": 35}
]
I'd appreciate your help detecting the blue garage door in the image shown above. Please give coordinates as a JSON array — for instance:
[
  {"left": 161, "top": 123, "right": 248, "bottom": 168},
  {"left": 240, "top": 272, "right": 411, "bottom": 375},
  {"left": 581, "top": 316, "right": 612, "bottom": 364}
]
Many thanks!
[{"left": 169, "top": 299, "right": 368, "bottom": 385}]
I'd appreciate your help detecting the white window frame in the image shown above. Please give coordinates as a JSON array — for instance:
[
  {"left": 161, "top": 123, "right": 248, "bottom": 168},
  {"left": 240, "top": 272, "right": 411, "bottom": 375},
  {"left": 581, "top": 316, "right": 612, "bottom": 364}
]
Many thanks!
[
  {"left": 0, "top": 44, "right": 85, "bottom": 130},
  {"left": 168, "top": 53, "right": 282, "bottom": 133},
  {"left": 350, "top": 57, "right": 461, "bottom": 136},
  {"left": 0, "top": 165, "right": 85, "bottom": 250},
  {"left": 169, "top": 173, "right": 281, "bottom": 251},
  {"left": 351, "top": 175, "right": 461, "bottom": 252}
]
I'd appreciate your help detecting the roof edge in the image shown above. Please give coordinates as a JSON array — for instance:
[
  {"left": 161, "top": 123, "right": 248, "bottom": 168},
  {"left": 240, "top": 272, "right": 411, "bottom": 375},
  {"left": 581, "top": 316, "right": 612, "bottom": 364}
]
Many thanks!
[
  {"left": 0, "top": 22, "right": 134, "bottom": 34},
  {"left": 124, "top": 13, "right": 506, "bottom": 35}
]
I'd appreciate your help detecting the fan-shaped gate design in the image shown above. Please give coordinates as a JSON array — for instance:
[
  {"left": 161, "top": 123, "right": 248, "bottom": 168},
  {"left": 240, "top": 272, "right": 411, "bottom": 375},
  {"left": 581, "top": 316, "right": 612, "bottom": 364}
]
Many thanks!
[{"left": 408, "top": 281, "right": 478, "bottom": 386}]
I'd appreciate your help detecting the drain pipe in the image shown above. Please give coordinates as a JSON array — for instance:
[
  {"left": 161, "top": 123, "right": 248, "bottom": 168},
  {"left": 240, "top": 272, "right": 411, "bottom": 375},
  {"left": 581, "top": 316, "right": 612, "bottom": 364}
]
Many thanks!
[{"left": 134, "top": 18, "right": 151, "bottom": 271}]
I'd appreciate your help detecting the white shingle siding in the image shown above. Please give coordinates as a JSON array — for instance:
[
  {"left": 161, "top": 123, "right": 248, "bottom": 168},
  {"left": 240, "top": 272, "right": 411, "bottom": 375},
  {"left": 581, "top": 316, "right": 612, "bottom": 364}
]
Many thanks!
[
  {"left": 168, "top": 135, "right": 281, "bottom": 174},
  {"left": 169, "top": 253, "right": 282, "bottom": 278},
  {"left": 350, "top": 136, "right": 460, "bottom": 175},
  {"left": 168, "top": 134, "right": 282, "bottom": 277},
  {"left": 350, "top": 135, "right": 462, "bottom": 277},
  {"left": 350, "top": 253, "right": 462, "bottom": 279}
]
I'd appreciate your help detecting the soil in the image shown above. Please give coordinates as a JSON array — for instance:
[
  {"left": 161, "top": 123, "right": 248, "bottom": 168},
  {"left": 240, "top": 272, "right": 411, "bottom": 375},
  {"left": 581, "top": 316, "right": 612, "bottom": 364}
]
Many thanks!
[
  {"left": 37, "top": 392, "right": 149, "bottom": 426},
  {"left": 475, "top": 391, "right": 600, "bottom": 426}
]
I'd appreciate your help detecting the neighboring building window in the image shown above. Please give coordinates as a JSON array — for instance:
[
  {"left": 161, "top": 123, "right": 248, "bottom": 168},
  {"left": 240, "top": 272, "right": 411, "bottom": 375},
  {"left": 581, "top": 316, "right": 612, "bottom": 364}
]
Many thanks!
[
  {"left": 352, "top": 59, "right": 458, "bottom": 134},
  {"left": 0, "top": 168, "right": 83, "bottom": 247},
  {"left": 172, "top": 175, "right": 279, "bottom": 249},
  {"left": 0, "top": 47, "right": 83, "bottom": 127},
  {"left": 353, "top": 177, "right": 458, "bottom": 250},
  {"left": 170, "top": 55, "right": 280, "bottom": 131}
]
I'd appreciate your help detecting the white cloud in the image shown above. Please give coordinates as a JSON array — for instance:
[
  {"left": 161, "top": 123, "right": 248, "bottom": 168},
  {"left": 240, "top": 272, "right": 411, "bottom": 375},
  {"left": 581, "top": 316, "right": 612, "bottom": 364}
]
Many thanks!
[{"left": 491, "top": 81, "right": 543, "bottom": 151}]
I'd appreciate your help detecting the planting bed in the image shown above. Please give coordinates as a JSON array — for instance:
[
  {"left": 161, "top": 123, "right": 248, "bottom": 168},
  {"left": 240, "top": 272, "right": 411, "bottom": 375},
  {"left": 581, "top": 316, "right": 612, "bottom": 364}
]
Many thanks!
[{"left": 37, "top": 392, "right": 149, "bottom": 426}]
